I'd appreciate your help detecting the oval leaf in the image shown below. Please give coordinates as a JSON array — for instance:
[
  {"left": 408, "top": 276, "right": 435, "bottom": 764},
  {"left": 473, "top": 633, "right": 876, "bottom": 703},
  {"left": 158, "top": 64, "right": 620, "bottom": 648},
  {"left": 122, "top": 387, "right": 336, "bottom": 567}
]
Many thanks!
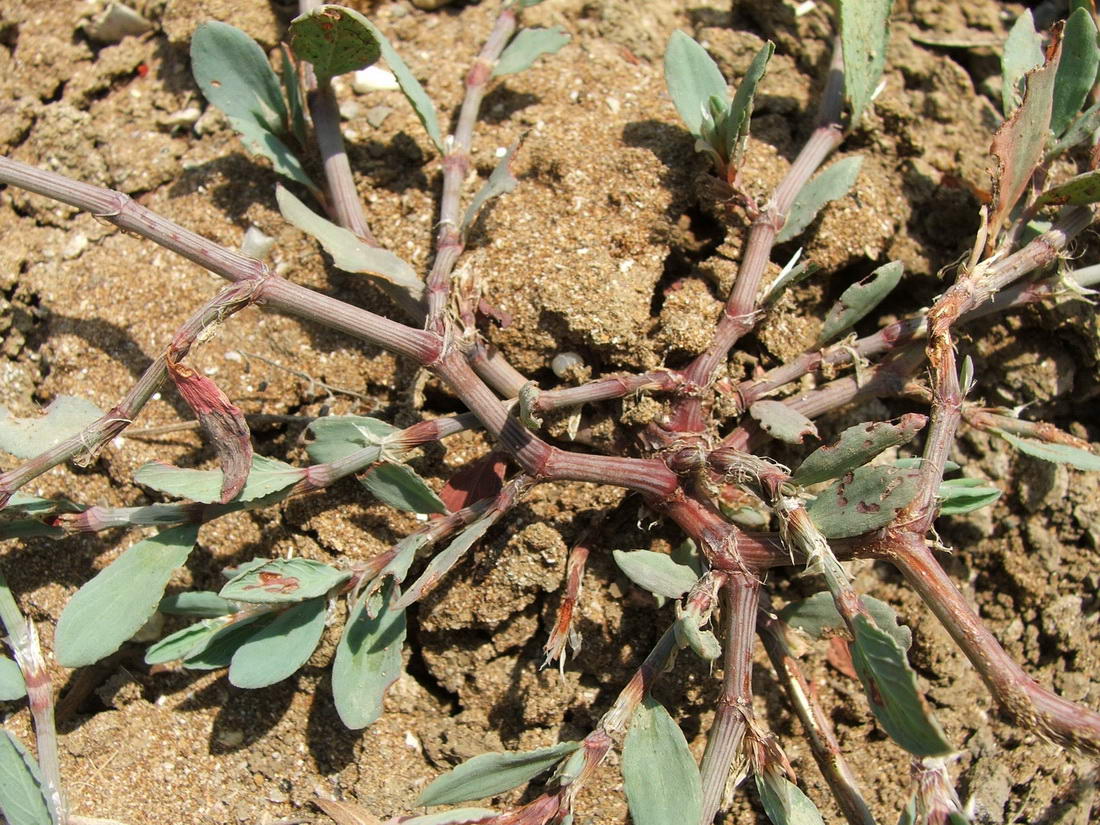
[
  {"left": 220, "top": 558, "right": 350, "bottom": 604},
  {"left": 159, "top": 591, "right": 238, "bottom": 617},
  {"left": 229, "top": 597, "right": 328, "bottom": 688},
  {"left": 792, "top": 414, "right": 926, "bottom": 486},
  {"left": 721, "top": 40, "right": 774, "bottom": 168},
  {"left": 290, "top": 5, "right": 382, "bottom": 80},
  {"left": 839, "top": 0, "right": 895, "bottom": 125},
  {"left": 755, "top": 771, "right": 826, "bottom": 825},
  {"left": 306, "top": 416, "right": 396, "bottom": 464},
  {"left": 0, "top": 655, "right": 27, "bottom": 701},
  {"left": 818, "top": 260, "right": 903, "bottom": 345},
  {"left": 362, "top": 462, "right": 446, "bottom": 515},
  {"left": 750, "top": 400, "right": 818, "bottom": 445},
  {"left": 937, "top": 478, "right": 1002, "bottom": 516},
  {"left": 612, "top": 550, "right": 699, "bottom": 599},
  {"left": 1051, "top": 8, "right": 1099, "bottom": 136},
  {"left": 777, "top": 591, "right": 912, "bottom": 650},
  {"left": 1034, "top": 169, "right": 1100, "bottom": 208},
  {"left": 776, "top": 156, "right": 863, "bottom": 243},
  {"left": 996, "top": 430, "right": 1100, "bottom": 471},
  {"left": 493, "top": 26, "right": 570, "bottom": 77},
  {"left": 0, "top": 396, "right": 104, "bottom": 459},
  {"left": 332, "top": 582, "right": 406, "bottom": 728},
  {"left": 416, "top": 741, "right": 580, "bottom": 807},
  {"left": 55, "top": 524, "right": 199, "bottom": 667},
  {"left": 1000, "top": 10, "right": 1044, "bottom": 116},
  {"left": 183, "top": 613, "right": 274, "bottom": 670},
  {"left": 145, "top": 616, "right": 233, "bottom": 665},
  {"left": 0, "top": 730, "right": 51, "bottom": 825},
  {"left": 622, "top": 696, "right": 703, "bottom": 825},
  {"left": 806, "top": 465, "right": 919, "bottom": 539},
  {"left": 135, "top": 454, "right": 304, "bottom": 504},
  {"left": 664, "top": 30, "right": 729, "bottom": 138}
]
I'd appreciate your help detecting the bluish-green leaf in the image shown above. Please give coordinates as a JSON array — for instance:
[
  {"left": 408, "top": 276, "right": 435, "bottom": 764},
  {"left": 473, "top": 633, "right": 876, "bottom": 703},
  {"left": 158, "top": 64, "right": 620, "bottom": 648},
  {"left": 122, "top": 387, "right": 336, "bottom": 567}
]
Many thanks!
[
  {"left": 0, "top": 655, "right": 26, "bottom": 700},
  {"left": 391, "top": 811, "right": 497, "bottom": 825},
  {"left": 1049, "top": 101, "right": 1100, "bottom": 158},
  {"left": 793, "top": 414, "right": 926, "bottom": 487},
  {"left": 220, "top": 558, "right": 350, "bottom": 604},
  {"left": 289, "top": 4, "right": 382, "bottom": 81},
  {"left": 776, "top": 156, "right": 863, "bottom": 243},
  {"left": 818, "top": 260, "right": 904, "bottom": 345},
  {"left": 332, "top": 581, "right": 406, "bottom": 728},
  {"left": 159, "top": 591, "right": 238, "bottom": 617},
  {"left": 937, "top": 477, "right": 1001, "bottom": 516},
  {"left": 0, "top": 730, "right": 51, "bottom": 825},
  {"left": 280, "top": 48, "right": 309, "bottom": 149},
  {"left": 838, "top": 0, "right": 895, "bottom": 125},
  {"left": 461, "top": 141, "right": 520, "bottom": 234},
  {"left": 182, "top": 613, "right": 274, "bottom": 670},
  {"left": 229, "top": 597, "right": 328, "bottom": 688},
  {"left": 2, "top": 492, "right": 82, "bottom": 518},
  {"left": 612, "top": 549, "right": 699, "bottom": 599},
  {"left": 1001, "top": 11, "right": 1044, "bottom": 116},
  {"left": 1052, "top": 8, "right": 1100, "bottom": 137},
  {"left": 416, "top": 741, "right": 580, "bottom": 806},
  {"left": 778, "top": 591, "right": 912, "bottom": 650},
  {"left": 851, "top": 614, "right": 952, "bottom": 756},
  {"left": 55, "top": 524, "right": 199, "bottom": 667},
  {"left": 996, "top": 430, "right": 1100, "bottom": 471},
  {"left": 755, "top": 771, "right": 826, "bottom": 825},
  {"left": 191, "top": 22, "right": 317, "bottom": 192},
  {"left": 362, "top": 462, "right": 446, "bottom": 515},
  {"left": 807, "top": 465, "right": 920, "bottom": 539},
  {"left": 135, "top": 454, "right": 304, "bottom": 504},
  {"left": 277, "top": 186, "right": 423, "bottom": 299},
  {"left": 494, "top": 26, "right": 570, "bottom": 76},
  {"left": 721, "top": 40, "right": 774, "bottom": 167},
  {"left": 664, "top": 30, "right": 729, "bottom": 138},
  {"left": 306, "top": 415, "right": 396, "bottom": 464},
  {"left": 0, "top": 396, "right": 104, "bottom": 459},
  {"left": 394, "top": 513, "right": 500, "bottom": 609},
  {"left": 145, "top": 615, "right": 234, "bottom": 665},
  {"left": 1034, "top": 169, "right": 1100, "bottom": 208},
  {"left": 749, "top": 400, "right": 818, "bottom": 445},
  {"left": 622, "top": 696, "right": 703, "bottom": 825}
]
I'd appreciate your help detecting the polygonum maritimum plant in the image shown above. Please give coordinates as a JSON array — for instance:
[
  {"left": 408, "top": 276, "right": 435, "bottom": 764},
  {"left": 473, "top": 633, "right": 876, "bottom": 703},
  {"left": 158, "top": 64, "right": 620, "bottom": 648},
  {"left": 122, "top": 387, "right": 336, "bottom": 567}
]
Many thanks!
[{"left": 1, "top": 0, "right": 1100, "bottom": 824}]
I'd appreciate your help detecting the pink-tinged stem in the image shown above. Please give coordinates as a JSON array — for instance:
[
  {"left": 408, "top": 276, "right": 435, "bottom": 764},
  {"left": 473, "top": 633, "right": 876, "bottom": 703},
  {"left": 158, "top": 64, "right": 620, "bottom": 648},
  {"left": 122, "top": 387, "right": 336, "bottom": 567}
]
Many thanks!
[
  {"left": 963, "top": 408, "right": 1092, "bottom": 449},
  {"left": 698, "top": 575, "right": 760, "bottom": 824},
  {"left": 533, "top": 370, "right": 682, "bottom": 413},
  {"left": 881, "top": 530, "right": 1100, "bottom": 755}
]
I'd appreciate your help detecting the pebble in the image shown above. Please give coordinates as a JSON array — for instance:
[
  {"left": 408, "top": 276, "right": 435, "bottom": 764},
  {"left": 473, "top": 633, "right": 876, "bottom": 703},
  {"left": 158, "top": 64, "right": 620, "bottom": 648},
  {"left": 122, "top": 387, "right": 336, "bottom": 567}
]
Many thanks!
[{"left": 353, "top": 66, "right": 399, "bottom": 93}]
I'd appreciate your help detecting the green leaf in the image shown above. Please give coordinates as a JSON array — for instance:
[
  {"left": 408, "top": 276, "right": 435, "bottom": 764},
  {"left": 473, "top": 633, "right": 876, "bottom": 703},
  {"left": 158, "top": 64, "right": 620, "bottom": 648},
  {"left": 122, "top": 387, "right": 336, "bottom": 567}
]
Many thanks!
[
  {"left": 749, "top": 401, "right": 818, "bottom": 445},
  {"left": 289, "top": 4, "right": 382, "bottom": 81},
  {"left": 1049, "top": 101, "right": 1100, "bottom": 158},
  {"left": 850, "top": 614, "right": 953, "bottom": 756},
  {"left": 720, "top": 41, "right": 774, "bottom": 168},
  {"left": 937, "top": 478, "right": 1001, "bottom": 516},
  {"left": 807, "top": 465, "right": 920, "bottom": 539},
  {"left": 1034, "top": 169, "right": 1100, "bottom": 207},
  {"left": 280, "top": 48, "right": 309, "bottom": 149},
  {"left": 756, "top": 771, "right": 825, "bottom": 825},
  {"left": 229, "top": 597, "right": 328, "bottom": 688},
  {"left": 183, "top": 613, "right": 274, "bottom": 670},
  {"left": 0, "top": 654, "right": 27, "bottom": 700},
  {"left": 159, "top": 591, "right": 238, "bottom": 617},
  {"left": 673, "top": 612, "right": 721, "bottom": 660},
  {"left": 622, "top": 696, "right": 703, "bottom": 825},
  {"left": 995, "top": 430, "right": 1100, "bottom": 471},
  {"left": 135, "top": 454, "right": 302, "bottom": 504},
  {"left": 416, "top": 741, "right": 580, "bottom": 806},
  {"left": 838, "top": 0, "right": 895, "bottom": 126},
  {"left": 664, "top": 30, "right": 729, "bottom": 138},
  {"left": 792, "top": 414, "right": 926, "bottom": 486},
  {"left": 391, "top": 811, "right": 497, "bottom": 825},
  {"left": 55, "top": 524, "right": 199, "bottom": 667},
  {"left": 778, "top": 591, "right": 912, "bottom": 650},
  {"left": 1052, "top": 8, "right": 1100, "bottom": 136},
  {"left": 276, "top": 186, "right": 424, "bottom": 300},
  {"left": 0, "top": 730, "right": 51, "bottom": 825},
  {"left": 191, "top": 22, "right": 317, "bottom": 192},
  {"left": 776, "top": 156, "right": 863, "bottom": 243},
  {"left": 612, "top": 549, "right": 699, "bottom": 599},
  {"left": 362, "top": 462, "right": 447, "bottom": 515},
  {"left": 145, "top": 615, "right": 234, "bottom": 665},
  {"left": 220, "top": 558, "right": 350, "bottom": 604},
  {"left": 818, "top": 260, "right": 904, "bottom": 345},
  {"left": 2, "top": 492, "right": 82, "bottom": 518},
  {"left": 0, "top": 396, "right": 104, "bottom": 459},
  {"left": 0, "top": 521, "right": 64, "bottom": 540},
  {"left": 1000, "top": 11, "right": 1044, "bottom": 117},
  {"left": 494, "top": 26, "right": 570, "bottom": 76},
  {"left": 461, "top": 141, "right": 521, "bottom": 234},
  {"left": 306, "top": 415, "right": 396, "bottom": 464},
  {"left": 394, "top": 513, "right": 500, "bottom": 609},
  {"left": 332, "top": 581, "right": 406, "bottom": 728}
]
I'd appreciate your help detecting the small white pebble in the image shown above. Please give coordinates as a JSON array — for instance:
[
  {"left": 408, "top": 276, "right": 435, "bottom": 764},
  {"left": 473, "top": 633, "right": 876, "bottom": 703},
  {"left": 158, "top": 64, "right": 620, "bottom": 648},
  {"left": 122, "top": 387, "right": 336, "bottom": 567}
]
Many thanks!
[
  {"left": 353, "top": 65, "right": 399, "bottom": 93},
  {"left": 224, "top": 350, "right": 242, "bottom": 362},
  {"left": 203, "top": 366, "right": 218, "bottom": 376},
  {"left": 62, "top": 233, "right": 88, "bottom": 260},
  {"left": 339, "top": 100, "right": 360, "bottom": 121},
  {"left": 240, "top": 226, "right": 276, "bottom": 259},
  {"left": 494, "top": 146, "right": 508, "bottom": 158},
  {"left": 606, "top": 97, "right": 621, "bottom": 114},
  {"left": 551, "top": 351, "right": 585, "bottom": 378}
]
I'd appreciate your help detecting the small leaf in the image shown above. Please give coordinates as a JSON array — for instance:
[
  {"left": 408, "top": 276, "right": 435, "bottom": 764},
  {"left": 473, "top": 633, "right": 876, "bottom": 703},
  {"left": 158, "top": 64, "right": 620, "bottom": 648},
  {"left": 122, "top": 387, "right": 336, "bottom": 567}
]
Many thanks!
[
  {"left": 416, "top": 741, "right": 580, "bottom": 806},
  {"left": 277, "top": 186, "right": 423, "bottom": 300},
  {"left": 1052, "top": 8, "right": 1099, "bottom": 136},
  {"left": 135, "top": 454, "right": 304, "bottom": 504},
  {"left": 220, "top": 558, "right": 350, "bottom": 604},
  {"left": 664, "top": 30, "right": 729, "bottom": 138},
  {"left": 332, "top": 581, "right": 406, "bottom": 728},
  {"left": 612, "top": 550, "right": 699, "bottom": 599},
  {"left": 306, "top": 415, "right": 395, "bottom": 464},
  {"left": 145, "top": 615, "right": 233, "bottom": 665},
  {"left": 229, "top": 597, "right": 328, "bottom": 688},
  {"left": 750, "top": 400, "right": 818, "bottom": 445},
  {"left": 2, "top": 492, "right": 82, "bottom": 518},
  {"left": 0, "top": 730, "right": 51, "bottom": 825},
  {"left": 776, "top": 156, "right": 863, "bottom": 243},
  {"left": 721, "top": 40, "right": 774, "bottom": 168},
  {"left": 1034, "top": 169, "right": 1100, "bottom": 207},
  {"left": 850, "top": 614, "right": 953, "bottom": 756},
  {"left": 818, "top": 261, "right": 904, "bottom": 345},
  {"left": 995, "top": 430, "right": 1100, "bottom": 471},
  {"left": 778, "top": 591, "right": 912, "bottom": 650},
  {"left": 807, "top": 465, "right": 920, "bottom": 539},
  {"left": 159, "top": 591, "right": 238, "bottom": 617},
  {"left": 937, "top": 478, "right": 1001, "bottom": 516},
  {"left": 622, "top": 697, "right": 703, "bottom": 825},
  {"left": 0, "top": 396, "right": 104, "bottom": 459},
  {"left": 1049, "top": 100, "right": 1100, "bottom": 158},
  {"left": 191, "top": 22, "right": 317, "bottom": 192},
  {"left": 0, "top": 655, "right": 27, "bottom": 700},
  {"left": 755, "top": 771, "right": 826, "bottom": 825},
  {"left": 386, "top": 811, "right": 496, "bottom": 825},
  {"left": 281, "top": 48, "right": 309, "bottom": 149},
  {"left": 493, "top": 26, "right": 570, "bottom": 76},
  {"left": 838, "top": 0, "right": 895, "bottom": 126},
  {"left": 394, "top": 513, "right": 500, "bottom": 608},
  {"left": 362, "top": 462, "right": 447, "bottom": 515},
  {"left": 289, "top": 5, "right": 382, "bottom": 81},
  {"left": 792, "top": 414, "right": 926, "bottom": 486},
  {"left": 55, "top": 524, "right": 199, "bottom": 667},
  {"left": 673, "top": 613, "right": 721, "bottom": 660},
  {"left": 1000, "top": 11, "right": 1044, "bottom": 116},
  {"left": 461, "top": 141, "right": 521, "bottom": 234},
  {"left": 183, "top": 613, "right": 274, "bottom": 670}
]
